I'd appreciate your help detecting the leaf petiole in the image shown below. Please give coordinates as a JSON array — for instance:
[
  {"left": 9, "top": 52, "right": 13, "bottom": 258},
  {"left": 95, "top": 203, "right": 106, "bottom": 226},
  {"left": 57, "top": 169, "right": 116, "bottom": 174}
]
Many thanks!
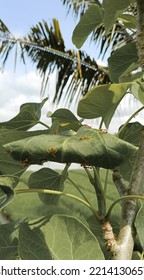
[
  {"left": 105, "top": 194, "right": 144, "bottom": 221},
  {"left": 15, "top": 188, "right": 100, "bottom": 220}
]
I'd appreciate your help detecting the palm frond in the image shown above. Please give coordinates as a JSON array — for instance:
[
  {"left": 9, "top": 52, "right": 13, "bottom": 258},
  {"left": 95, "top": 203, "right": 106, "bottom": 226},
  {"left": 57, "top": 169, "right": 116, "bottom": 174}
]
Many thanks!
[
  {"left": 0, "top": 19, "right": 109, "bottom": 105},
  {"left": 61, "top": 0, "right": 101, "bottom": 17},
  {"left": 92, "top": 21, "right": 135, "bottom": 58},
  {"left": 0, "top": 20, "right": 26, "bottom": 70}
]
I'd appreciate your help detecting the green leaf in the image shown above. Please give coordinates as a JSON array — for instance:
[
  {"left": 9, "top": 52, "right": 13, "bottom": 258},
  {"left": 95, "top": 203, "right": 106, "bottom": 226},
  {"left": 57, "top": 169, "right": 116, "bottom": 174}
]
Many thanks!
[
  {"left": 108, "top": 42, "right": 139, "bottom": 83},
  {"left": 0, "top": 222, "right": 18, "bottom": 259},
  {"left": 118, "top": 14, "right": 136, "bottom": 30},
  {"left": 19, "top": 222, "right": 52, "bottom": 260},
  {"left": 131, "top": 82, "right": 144, "bottom": 105},
  {"left": 28, "top": 168, "right": 67, "bottom": 204},
  {"left": 0, "top": 129, "right": 26, "bottom": 176},
  {"left": 0, "top": 98, "right": 48, "bottom": 131},
  {"left": 118, "top": 122, "right": 143, "bottom": 181},
  {"left": 135, "top": 204, "right": 144, "bottom": 250},
  {"left": 72, "top": 5, "right": 103, "bottom": 49},
  {"left": 4, "top": 126, "right": 138, "bottom": 169},
  {"left": 50, "top": 108, "right": 82, "bottom": 131},
  {"left": 103, "top": 0, "right": 135, "bottom": 34},
  {"left": 77, "top": 83, "right": 130, "bottom": 128},
  {"left": 118, "top": 122, "right": 143, "bottom": 147},
  {"left": 41, "top": 215, "right": 105, "bottom": 259},
  {"left": 0, "top": 127, "right": 50, "bottom": 176}
]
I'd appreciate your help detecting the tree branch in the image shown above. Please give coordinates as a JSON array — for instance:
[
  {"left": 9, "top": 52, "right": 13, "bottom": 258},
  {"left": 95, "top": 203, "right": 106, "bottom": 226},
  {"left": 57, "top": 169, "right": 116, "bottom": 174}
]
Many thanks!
[
  {"left": 112, "top": 170, "right": 127, "bottom": 197},
  {"left": 112, "top": 129, "right": 144, "bottom": 259},
  {"left": 136, "top": 0, "right": 144, "bottom": 69}
]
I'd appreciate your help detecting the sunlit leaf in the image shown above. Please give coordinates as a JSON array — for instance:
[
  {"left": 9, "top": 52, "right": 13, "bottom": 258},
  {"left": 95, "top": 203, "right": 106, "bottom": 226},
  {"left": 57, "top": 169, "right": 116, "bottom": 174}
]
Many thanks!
[
  {"left": 0, "top": 98, "right": 48, "bottom": 131},
  {"left": 77, "top": 83, "right": 130, "bottom": 128},
  {"left": 72, "top": 5, "right": 103, "bottom": 49},
  {"left": 131, "top": 82, "right": 144, "bottom": 105},
  {"left": 102, "top": 0, "right": 135, "bottom": 34}
]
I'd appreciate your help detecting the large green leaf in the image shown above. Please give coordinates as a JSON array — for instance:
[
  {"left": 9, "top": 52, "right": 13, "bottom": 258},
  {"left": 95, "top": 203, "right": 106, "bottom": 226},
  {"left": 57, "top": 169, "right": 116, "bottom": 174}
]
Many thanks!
[
  {"left": 108, "top": 42, "right": 139, "bottom": 83},
  {"left": 118, "top": 122, "right": 143, "bottom": 181},
  {"left": 0, "top": 222, "right": 18, "bottom": 259},
  {"left": 72, "top": 5, "right": 103, "bottom": 49},
  {"left": 19, "top": 222, "right": 52, "bottom": 260},
  {"left": 41, "top": 215, "right": 105, "bottom": 259},
  {"left": 77, "top": 83, "right": 130, "bottom": 128},
  {"left": 131, "top": 82, "right": 144, "bottom": 105},
  {"left": 135, "top": 204, "right": 144, "bottom": 250},
  {"left": 28, "top": 167, "right": 67, "bottom": 204},
  {"left": 103, "top": 0, "right": 135, "bottom": 34},
  {"left": 4, "top": 126, "right": 137, "bottom": 169},
  {"left": 0, "top": 98, "right": 48, "bottom": 131}
]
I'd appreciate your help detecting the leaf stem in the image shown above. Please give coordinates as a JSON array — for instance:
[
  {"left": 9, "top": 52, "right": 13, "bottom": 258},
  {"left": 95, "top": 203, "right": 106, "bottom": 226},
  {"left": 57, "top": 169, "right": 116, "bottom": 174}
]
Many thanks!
[
  {"left": 84, "top": 166, "right": 106, "bottom": 218},
  {"left": 99, "top": 118, "right": 104, "bottom": 129},
  {"left": 38, "top": 121, "right": 50, "bottom": 129},
  {"left": 67, "top": 177, "right": 90, "bottom": 203},
  {"left": 104, "top": 169, "right": 109, "bottom": 198},
  {"left": 93, "top": 167, "right": 106, "bottom": 218},
  {"left": 105, "top": 194, "right": 144, "bottom": 221},
  {"left": 15, "top": 188, "right": 100, "bottom": 219}
]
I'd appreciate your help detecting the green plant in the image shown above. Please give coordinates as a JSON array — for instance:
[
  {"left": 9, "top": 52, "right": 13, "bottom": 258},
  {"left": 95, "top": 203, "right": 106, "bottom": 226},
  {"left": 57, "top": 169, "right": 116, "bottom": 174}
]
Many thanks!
[{"left": 1, "top": 0, "right": 144, "bottom": 260}]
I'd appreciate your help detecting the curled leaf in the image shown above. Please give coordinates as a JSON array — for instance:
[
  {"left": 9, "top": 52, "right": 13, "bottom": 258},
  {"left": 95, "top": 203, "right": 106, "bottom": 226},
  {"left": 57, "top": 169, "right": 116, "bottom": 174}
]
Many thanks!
[{"left": 4, "top": 127, "right": 137, "bottom": 169}]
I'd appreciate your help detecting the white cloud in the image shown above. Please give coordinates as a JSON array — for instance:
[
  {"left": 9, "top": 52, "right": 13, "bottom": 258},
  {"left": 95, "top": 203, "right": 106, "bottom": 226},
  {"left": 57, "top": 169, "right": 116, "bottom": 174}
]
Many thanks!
[{"left": 0, "top": 70, "right": 55, "bottom": 122}]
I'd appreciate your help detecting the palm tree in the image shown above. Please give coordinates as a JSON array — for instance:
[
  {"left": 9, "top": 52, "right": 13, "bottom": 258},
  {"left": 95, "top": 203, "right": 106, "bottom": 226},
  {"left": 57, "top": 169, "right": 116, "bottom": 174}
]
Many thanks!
[{"left": 0, "top": 0, "right": 136, "bottom": 105}]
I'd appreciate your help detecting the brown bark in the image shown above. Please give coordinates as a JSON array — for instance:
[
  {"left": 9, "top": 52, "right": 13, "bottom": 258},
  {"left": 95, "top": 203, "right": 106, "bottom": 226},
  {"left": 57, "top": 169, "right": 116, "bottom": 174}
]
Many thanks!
[
  {"left": 136, "top": 0, "right": 144, "bottom": 69},
  {"left": 112, "top": 129, "right": 144, "bottom": 259}
]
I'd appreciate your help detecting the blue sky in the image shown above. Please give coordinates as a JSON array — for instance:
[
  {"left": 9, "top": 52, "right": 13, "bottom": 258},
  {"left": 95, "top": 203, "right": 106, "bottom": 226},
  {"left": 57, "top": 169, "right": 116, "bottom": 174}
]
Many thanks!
[{"left": 1, "top": 0, "right": 75, "bottom": 46}]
